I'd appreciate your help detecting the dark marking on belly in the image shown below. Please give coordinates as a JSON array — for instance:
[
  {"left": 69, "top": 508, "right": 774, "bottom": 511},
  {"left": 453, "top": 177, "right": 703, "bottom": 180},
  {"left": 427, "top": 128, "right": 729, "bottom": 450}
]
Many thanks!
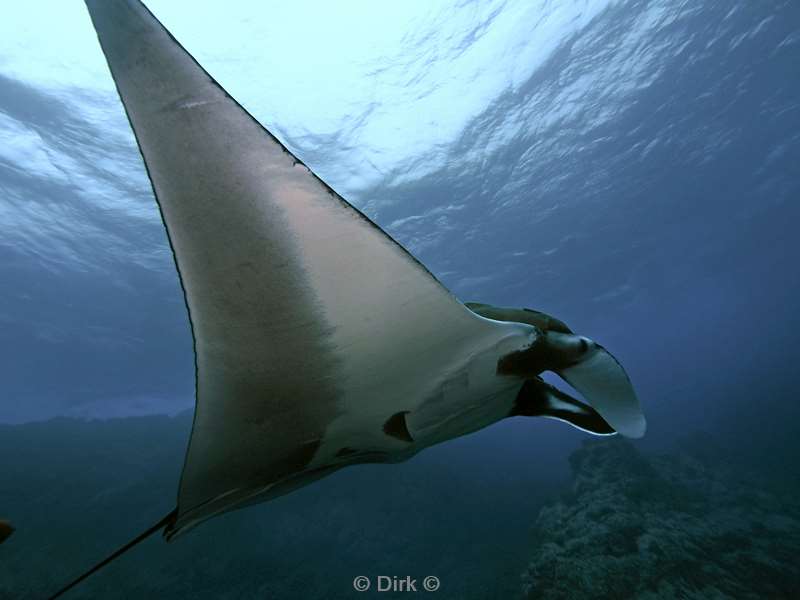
[
  {"left": 0, "top": 520, "right": 14, "bottom": 544},
  {"left": 497, "top": 331, "right": 586, "bottom": 376},
  {"left": 383, "top": 411, "right": 414, "bottom": 442}
]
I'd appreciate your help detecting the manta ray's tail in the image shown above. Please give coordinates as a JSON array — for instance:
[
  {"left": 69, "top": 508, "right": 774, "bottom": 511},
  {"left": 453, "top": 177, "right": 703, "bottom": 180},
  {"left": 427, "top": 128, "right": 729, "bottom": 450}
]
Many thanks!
[{"left": 46, "top": 509, "right": 177, "bottom": 600}]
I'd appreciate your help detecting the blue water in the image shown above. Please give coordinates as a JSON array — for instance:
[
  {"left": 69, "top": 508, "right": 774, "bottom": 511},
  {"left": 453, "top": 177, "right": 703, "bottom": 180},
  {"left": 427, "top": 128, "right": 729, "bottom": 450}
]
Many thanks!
[{"left": 1, "top": 1, "right": 799, "bottom": 598}]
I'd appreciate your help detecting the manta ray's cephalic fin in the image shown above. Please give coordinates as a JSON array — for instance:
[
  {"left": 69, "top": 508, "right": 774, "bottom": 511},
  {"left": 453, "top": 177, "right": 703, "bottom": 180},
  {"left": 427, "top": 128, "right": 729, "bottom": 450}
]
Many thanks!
[
  {"left": 512, "top": 378, "right": 615, "bottom": 435},
  {"left": 468, "top": 303, "right": 646, "bottom": 438}
]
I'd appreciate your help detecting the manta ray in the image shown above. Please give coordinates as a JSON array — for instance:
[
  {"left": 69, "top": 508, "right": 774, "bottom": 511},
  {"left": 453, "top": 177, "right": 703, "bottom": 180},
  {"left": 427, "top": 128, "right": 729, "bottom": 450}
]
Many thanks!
[{"left": 49, "top": 0, "right": 645, "bottom": 597}]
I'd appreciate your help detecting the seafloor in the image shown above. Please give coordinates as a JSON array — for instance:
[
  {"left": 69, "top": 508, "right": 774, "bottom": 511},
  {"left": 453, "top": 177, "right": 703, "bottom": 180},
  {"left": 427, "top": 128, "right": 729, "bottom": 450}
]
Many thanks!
[
  {"left": 521, "top": 438, "right": 800, "bottom": 599},
  {"left": 1, "top": 416, "right": 798, "bottom": 599}
]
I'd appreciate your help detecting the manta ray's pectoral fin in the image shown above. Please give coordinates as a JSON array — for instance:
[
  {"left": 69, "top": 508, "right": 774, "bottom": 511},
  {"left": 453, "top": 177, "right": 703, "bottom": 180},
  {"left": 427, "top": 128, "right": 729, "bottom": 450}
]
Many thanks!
[
  {"left": 82, "top": 0, "right": 500, "bottom": 543},
  {"left": 512, "top": 378, "right": 615, "bottom": 435}
]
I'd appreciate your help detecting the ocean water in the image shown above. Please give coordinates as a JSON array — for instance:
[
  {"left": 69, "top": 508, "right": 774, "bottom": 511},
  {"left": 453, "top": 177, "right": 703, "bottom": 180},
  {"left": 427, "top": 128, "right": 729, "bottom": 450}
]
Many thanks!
[{"left": 1, "top": 1, "right": 799, "bottom": 598}]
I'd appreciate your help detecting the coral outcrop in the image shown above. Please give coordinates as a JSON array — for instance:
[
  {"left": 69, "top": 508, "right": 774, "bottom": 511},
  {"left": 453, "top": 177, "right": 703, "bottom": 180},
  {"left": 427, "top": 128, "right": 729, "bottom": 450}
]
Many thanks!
[{"left": 521, "top": 438, "right": 800, "bottom": 599}]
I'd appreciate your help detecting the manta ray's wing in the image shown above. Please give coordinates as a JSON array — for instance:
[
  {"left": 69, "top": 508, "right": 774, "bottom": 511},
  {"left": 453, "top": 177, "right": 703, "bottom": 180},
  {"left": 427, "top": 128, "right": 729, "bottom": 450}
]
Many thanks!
[{"left": 84, "top": 0, "right": 502, "bottom": 538}]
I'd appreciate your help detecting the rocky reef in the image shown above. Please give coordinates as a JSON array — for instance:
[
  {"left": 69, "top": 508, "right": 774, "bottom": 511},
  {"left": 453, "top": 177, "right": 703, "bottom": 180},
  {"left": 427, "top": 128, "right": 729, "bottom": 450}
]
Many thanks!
[{"left": 521, "top": 438, "right": 800, "bottom": 599}]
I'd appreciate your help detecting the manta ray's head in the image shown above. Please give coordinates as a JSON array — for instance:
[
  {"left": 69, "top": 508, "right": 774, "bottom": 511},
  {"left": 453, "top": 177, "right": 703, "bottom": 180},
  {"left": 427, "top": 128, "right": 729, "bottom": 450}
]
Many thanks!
[
  {"left": 466, "top": 303, "right": 646, "bottom": 438},
  {"left": 505, "top": 329, "right": 645, "bottom": 438}
]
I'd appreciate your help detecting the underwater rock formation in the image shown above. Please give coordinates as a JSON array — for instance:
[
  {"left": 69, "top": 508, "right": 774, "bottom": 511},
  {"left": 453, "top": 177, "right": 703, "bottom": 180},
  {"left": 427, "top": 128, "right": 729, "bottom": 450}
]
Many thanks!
[{"left": 521, "top": 438, "right": 800, "bottom": 599}]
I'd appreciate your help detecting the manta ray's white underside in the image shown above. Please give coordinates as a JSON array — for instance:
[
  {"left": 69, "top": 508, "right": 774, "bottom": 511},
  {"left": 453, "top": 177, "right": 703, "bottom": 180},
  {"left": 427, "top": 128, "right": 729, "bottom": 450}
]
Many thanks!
[
  {"left": 81, "top": 0, "right": 645, "bottom": 543},
  {"left": 83, "top": 0, "right": 539, "bottom": 539}
]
